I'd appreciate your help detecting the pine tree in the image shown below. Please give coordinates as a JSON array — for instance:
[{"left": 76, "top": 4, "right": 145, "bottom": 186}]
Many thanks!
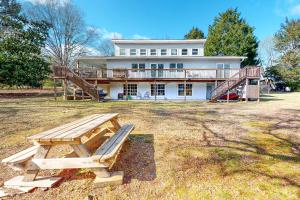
[
  {"left": 205, "top": 8, "right": 259, "bottom": 66},
  {"left": 184, "top": 27, "right": 205, "bottom": 39}
]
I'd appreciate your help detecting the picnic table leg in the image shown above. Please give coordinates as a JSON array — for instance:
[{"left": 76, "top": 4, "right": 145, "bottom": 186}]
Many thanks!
[
  {"left": 23, "top": 145, "right": 51, "bottom": 182},
  {"left": 110, "top": 118, "right": 121, "bottom": 130},
  {"left": 93, "top": 168, "right": 124, "bottom": 187},
  {"left": 70, "top": 144, "right": 91, "bottom": 157}
]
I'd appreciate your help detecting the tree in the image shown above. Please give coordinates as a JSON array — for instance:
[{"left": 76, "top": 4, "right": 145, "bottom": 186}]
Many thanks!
[
  {"left": 258, "top": 36, "right": 279, "bottom": 67},
  {"left": 184, "top": 27, "right": 205, "bottom": 39},
  {"left": 205, "top": 8, "right": 259, "bottom": 66},
  {"left": 0, "top": 0, "right": 50, "bottom": 87},
  {"left": 97, "top": 39, "right": 115, "bottom": 56},
  {"left": 26, "top": 0, "right": 97, "bottom": 67},
  {"left": 266, "top": 18, "right": 300, "bottom": 91}
]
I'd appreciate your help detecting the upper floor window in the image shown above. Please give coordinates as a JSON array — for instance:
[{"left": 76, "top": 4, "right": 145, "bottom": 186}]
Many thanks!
[
  {"left": 130, "top": 49, "right": 137, "bottom": 56},
  {"left": 161, "top": 49, "right": 167, "bottom": 56},
  {"left": 170, "top": 63, "right": 184, "bottom": 72},
  {"left": 192, "top": 49, "right": 199, "bottom": 55},
  {"left": 140, "top": 49, "right": 147, "bottom": 56},
  {"left": 171, "top": 49, "right": 177, "bottom": 56},
  {"left": 132, "top": 63, "right": 138, "bottom": 72},
  {"left": 132, "top": 63, "right": 145, "bottom": 72},
  {"left": 150, "top": 49, "right": 157, "bottom": 56},
  {"left": 120, "top": 48, "right": 126, "bottom": 56},
  {"left": 181, "top": 49, "right": 188, "bottom": 56}
]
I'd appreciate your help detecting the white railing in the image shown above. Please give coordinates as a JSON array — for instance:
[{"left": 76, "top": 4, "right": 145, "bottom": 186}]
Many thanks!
[{"left": 77, "top": 68, "right": 241, "bottom": 79}]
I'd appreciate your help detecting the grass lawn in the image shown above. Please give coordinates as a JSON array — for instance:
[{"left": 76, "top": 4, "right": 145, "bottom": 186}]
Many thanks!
[{"left": 0, "top": 92, "right": 299, "bottom": 200}]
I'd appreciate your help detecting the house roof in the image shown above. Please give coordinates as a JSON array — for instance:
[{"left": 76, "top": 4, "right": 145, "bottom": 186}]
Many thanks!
[{"left": 111, "top": 39, "right": 206, "bottom": 44}]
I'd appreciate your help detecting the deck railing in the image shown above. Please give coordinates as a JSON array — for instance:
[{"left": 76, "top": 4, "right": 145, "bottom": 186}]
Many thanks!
[{"left": 76, "top": 68, "right": 241, "bottom": 79}]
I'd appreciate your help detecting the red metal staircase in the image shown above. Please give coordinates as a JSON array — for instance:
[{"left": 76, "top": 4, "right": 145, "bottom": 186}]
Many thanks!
[
  {"left": 53, "top": 66, "right": 99, "bottom": 100},
  {"left": 210, "top": 66, "right": 261, "bottom": 102}
]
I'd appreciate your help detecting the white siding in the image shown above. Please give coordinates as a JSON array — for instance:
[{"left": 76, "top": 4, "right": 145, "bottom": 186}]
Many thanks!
[
  {"left": 108, "top": 82, "right": 207, "bottom": 100},
  {"left": 107, "top": 59, "right": 241, "bottom": 69},
  {"left": 115, "top": 43, "right": 204, "bottom": 56}
]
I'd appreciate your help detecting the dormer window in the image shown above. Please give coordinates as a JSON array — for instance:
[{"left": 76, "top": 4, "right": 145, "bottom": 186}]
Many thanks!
[
  {"left": 161, "top": 49, "right": 167, "bottom": 56},
  {"left": 181, "top": 49, "right": 188, "bottom": 56},
  {"left": 192, "top": 49, "right": 199, "bottom": 55},
  {"left": 130, "top": 49, "right": 137, "bottom": 56},
  {"left": 150, "top": 49, "right": 157, "bottom": 56},
  {"left": 140, "top": 49, "right": 147, "bottom": 56},
  {"left": 120, "top": 48, "right": 126, "bottom": 56},
  {"left": 171, "top": 49, "right": 178, "bottom": 56}
]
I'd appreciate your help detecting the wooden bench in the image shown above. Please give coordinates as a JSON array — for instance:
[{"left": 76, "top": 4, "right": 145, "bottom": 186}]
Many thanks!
[
  {"left": 91, "top": 124, "right": 134, "bottom": 186},
  {"left": 2, "top": 146, "right": 39, "bottom": 171}
]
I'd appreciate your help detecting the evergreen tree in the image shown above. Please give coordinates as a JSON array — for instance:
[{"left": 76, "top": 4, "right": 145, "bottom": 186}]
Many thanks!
[
  {"left": 205, "top": 8, "right": 259, "bottom": 66},
  {"left": 184, "top": 27, "right": 205, "bottom": 39},
  {"left": 0, "top": 0, "right": 50, "bottom": 87}
]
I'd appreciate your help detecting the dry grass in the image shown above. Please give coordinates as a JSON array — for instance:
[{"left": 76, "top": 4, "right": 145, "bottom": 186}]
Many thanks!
[{"left": 0, "top": 92, "right": 299, "bottom": 200}]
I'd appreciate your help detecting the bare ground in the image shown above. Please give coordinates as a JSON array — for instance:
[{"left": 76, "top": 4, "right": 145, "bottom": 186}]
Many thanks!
[{"left": 0, "top": 92, "right": 299, "bottom": 200}]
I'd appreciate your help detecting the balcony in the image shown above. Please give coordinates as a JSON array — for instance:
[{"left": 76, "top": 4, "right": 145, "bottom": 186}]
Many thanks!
[{"left": 77, "top": 68, "right": 244, "bottom": 80}]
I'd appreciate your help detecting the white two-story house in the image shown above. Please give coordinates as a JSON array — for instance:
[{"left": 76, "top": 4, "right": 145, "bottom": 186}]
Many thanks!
[{"left": 75, "top": 39, "right": 248, "bottom": 100}]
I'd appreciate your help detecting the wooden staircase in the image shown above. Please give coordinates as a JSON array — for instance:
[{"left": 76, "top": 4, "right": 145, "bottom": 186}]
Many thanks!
[
  {"left": 53, "top": 66, "right": 99, "bottom": 101},
  {"left": 210, "top": 66, "right": 261, "bottom": 102}
]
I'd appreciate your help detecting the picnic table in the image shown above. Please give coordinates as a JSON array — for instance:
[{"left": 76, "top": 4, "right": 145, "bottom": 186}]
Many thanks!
[{"left": 2, "top": 113, "right": 134, "bottom": 190}]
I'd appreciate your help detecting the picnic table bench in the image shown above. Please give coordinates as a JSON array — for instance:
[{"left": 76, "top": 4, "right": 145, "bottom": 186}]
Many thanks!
[{"left": 2, "top": 113, "right": 134, "bottom": 189}]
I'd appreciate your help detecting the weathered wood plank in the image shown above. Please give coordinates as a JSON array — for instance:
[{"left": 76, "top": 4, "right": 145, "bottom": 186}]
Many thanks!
[
  {"left": 42, "top": 114, "right": 115, "bottom": 141},
  {"left": 27, "top": 114, "right": 101, "bottom": 141},
  {"left": 2, "top": 146, "right": 39, "bottom": 164},
  {"left": 32, "top": 158, "right": 108, "bottom": 169},
  {"left": 4, "top": 176, "right": 62, "bottom": 188},
  {"left": 93, "top": 124, "right": 134, "bottom": 161},
  {"left": 54, "top": 113, "right": 118, "bottom": 141}
]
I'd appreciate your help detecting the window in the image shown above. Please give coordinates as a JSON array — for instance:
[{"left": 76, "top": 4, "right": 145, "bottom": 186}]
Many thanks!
[
  {"left": 170, "top": 63, "right": 176, "bottom": 71},
  {"left": 139, "top": 63, "right": 145, "bottom": 72},
  {"left": 130, "top": 49, "right": 137, "bottom": 56},
  {"left": 177, "top": 63, "right": 183, "bottom": 72},
  {"left": 120, "top": 48, "right": 126, "bottom": 56},
  {"left": 192, "top": 49, "right": 199, "bottom": 55},
  {"left": 178, "top": 84, "right": 192, "bottom": 96},
  {"left": 216, "top": 63, "right": 231, "bottom": 78},
  {"left": 123, "top": 84, "right": 137, "bottom": 96},
  {"left": 150, "top": 49, "right": 157, "bottom": 56},
  {"left": 161, "top": 49, "right": 167, "bottom": 56},
  {"left": 151, "top": 84, "right": 165, "bottom": 96},
  {"left": 140, "top": 49, "right": 146, "bottom": 56},
  {"left": 132, "top": 63, "right": 145, "bottom": 72},
  {"left": 132, "top": 63, "right": 138, "bottom": 72},
  {"left": 171, "top": 49, "right": 178, "bottom": 56},
  {"left": 181, "top": 49, "right": 188, "bottom": 55}
]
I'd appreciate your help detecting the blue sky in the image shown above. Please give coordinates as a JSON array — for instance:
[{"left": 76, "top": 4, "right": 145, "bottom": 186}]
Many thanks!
[{"left": 25, "top": 0, "right": 300, "bottom": 41}]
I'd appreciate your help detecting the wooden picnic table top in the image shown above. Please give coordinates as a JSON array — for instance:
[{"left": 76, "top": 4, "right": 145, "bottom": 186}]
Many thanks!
[{"left": 27, "top": 113, "right": 119, "bottom": 143}]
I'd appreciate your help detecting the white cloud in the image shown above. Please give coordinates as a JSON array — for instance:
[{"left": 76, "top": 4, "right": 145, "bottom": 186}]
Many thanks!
[
  {"left": 291, "top": 4, "right": 300, "bottom": 15},
  {"left": 91, "top": 27, "right": 123, "bottom": 40},
  {"left": 132, "top": 34, "right": 150, "bottom": 39}
]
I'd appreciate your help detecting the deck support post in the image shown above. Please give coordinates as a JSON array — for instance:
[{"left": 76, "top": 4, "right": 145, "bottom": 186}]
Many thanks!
[
  {"left": 184, "top": 70, "right": 187, "bottom": 101},
  {"left": 257, "top": 79, "right": 260, "bottom": 102},
  {"left": 245, "top": 78, "right": 249, "bottom": 102},
  {"left": 63, "top": 79, "right": 68, "bottom": 100},
  {"left": 125, "top": 78, "right": 128, "bottom": 101},
  {"left": 154, "top": 80, "right": 157, "bottom": 101},
  {"left": 227, "top": 80, "right": 230, "bottom": 103}
]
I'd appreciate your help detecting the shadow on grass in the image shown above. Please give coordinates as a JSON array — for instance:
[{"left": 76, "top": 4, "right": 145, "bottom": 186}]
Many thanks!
[
  {"left": 198, "top": 118, "right": 300, "bottom": 188},
  {"left": 113, "top": 134, "right": 156, "bottom": 183}
]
